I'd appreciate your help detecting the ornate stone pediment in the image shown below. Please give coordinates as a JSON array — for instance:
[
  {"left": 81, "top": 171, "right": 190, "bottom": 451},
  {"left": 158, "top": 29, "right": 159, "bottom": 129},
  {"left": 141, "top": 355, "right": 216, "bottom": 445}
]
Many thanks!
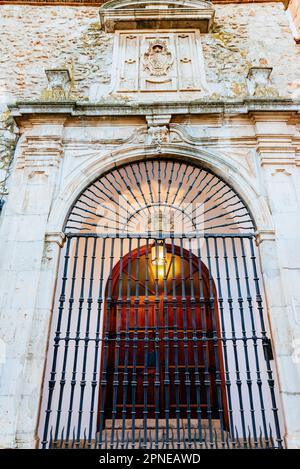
[{"left": 99, "top": 0, "right": 215, "bottom": 33}]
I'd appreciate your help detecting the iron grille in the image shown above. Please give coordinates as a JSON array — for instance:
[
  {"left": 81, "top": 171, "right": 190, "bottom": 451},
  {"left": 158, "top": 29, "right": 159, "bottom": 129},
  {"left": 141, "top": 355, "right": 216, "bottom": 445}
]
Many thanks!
[{"left": 39, "top": 160, "right": 283, "bottom": 449}]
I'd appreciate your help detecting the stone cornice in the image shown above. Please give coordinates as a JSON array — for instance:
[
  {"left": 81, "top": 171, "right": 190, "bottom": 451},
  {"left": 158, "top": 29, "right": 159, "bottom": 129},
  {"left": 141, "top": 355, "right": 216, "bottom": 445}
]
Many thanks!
[{"left": 8, "top": 99, "right": 300, "bottom": 121}]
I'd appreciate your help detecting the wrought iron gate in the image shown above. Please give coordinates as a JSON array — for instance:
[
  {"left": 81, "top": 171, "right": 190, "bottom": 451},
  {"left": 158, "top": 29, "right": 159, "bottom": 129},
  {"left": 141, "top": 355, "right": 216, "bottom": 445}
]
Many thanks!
[{"left": 39, "top": 160, "right": 283, "bottom": 449}]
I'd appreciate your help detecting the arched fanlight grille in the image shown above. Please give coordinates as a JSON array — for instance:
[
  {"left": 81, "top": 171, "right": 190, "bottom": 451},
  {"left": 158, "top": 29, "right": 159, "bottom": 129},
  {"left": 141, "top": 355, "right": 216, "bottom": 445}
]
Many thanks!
[{"left": 65, "top": 159, "right": 254, "bottom": 235}]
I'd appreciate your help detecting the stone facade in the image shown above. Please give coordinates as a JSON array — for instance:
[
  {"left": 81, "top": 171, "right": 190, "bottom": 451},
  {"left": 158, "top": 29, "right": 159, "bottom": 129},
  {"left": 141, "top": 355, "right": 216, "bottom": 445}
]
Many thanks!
[
  {"left": 0, "top": 3, "right": 299, "bottom": 104},
  {"left": 1, "top": 0, "right": 300, "bottom": 450}
]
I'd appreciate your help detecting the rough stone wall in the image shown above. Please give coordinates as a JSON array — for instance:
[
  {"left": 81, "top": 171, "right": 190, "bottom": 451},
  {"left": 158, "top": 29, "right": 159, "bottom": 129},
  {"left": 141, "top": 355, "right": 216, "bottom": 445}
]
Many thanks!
[
  {"left": 203, "top": 2, "right": 300, "bottom": 98},
  {"left": 0, "top": 2, "right": 300, "bottom": 194},
  {"left": 0, "top": 3, "right": 299, "bottom": 104},
  {"left": 0, "top": 108, "right": 18, "bottom": 202},
  {"left": 288, "top": 0, "right": 300, "bottom": 40}
]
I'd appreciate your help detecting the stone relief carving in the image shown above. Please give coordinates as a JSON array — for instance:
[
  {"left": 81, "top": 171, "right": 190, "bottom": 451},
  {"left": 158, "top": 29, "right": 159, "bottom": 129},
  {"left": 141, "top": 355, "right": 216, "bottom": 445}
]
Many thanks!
[
  {"left": 43, "top": 69, "right": 72, "bottom": 101},
  {"left": 143, "top": 39, "right": 173, "bottom": 77},
  {"left": 112, "top": 30, "right": 209, "bottom": 98},
  {"left": 148, "top": 125, "right": 169, "bottom": 145}
]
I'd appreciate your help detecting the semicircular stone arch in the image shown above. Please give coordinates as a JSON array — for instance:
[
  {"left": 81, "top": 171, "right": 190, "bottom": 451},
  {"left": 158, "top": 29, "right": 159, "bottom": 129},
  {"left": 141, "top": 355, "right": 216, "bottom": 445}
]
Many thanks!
[{"left": 65, "top": 158, "right": 255, "bottom": 235}]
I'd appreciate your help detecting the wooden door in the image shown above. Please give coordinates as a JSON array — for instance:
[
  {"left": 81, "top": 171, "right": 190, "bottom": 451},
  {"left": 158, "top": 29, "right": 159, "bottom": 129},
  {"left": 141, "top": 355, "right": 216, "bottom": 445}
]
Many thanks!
[
  {"left": 100, "top": 244, "right": 228, "bottom": 428},
  {"left": 103, "top": 298, "right": 223, "bottom": 422}
]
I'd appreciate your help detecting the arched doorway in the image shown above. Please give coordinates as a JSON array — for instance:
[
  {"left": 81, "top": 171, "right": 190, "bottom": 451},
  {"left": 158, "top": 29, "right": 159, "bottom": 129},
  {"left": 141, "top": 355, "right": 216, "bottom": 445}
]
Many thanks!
[
  {"left": 39, "top": 158, "right": 283, "bottom": 449},
  {"left": 100, "top": 243, "right": 229, "bottom": 429}
]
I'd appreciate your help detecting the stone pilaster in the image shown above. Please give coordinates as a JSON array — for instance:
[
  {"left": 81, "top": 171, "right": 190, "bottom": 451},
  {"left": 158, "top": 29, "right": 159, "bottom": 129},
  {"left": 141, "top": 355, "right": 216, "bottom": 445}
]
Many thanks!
[
  {"left": 255, "top": 114, "right": 300, "bottom": 448},
  {"left": 0, "top": 118, "right": 66, "bottom": 448}
]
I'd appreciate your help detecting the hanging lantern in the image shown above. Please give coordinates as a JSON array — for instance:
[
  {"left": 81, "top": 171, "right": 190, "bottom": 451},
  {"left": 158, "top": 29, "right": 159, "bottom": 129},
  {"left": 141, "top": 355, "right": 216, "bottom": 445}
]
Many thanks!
[{"left": 151, "top": 241, "right": 166, "bottom": 267}]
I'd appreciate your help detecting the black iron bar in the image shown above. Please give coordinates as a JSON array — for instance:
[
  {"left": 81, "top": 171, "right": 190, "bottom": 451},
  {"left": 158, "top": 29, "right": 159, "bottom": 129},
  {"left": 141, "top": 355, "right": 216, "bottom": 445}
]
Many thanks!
[
  {"left": 98, "top": 238, "right": 115, "bottom": 448},
  {"left": 76, "top": 237, "right": 97, "bottom": 447},
  {"left": 240, "top": 237, "right": 266, "bottom": 448},
  {"left": 41, "top": 237, "right": 71, "bottom": 449},
  {"left": 196, "top": 237, "right": 214, "bottom": 448},
  {"left": 95, "top": 179, "right": 139, "bottom": 225},
  {"left": 143, "top": 239, "right": 150, "bottom": 449},
  {"left": 121, "top": 239, "right": 132, "bottom": 448},
  {"left": 162, "top": 239, "right": 170, "bottom": 448},
  {"left": 158, "top": 160, "right": 162, "bottom": 206},
  {"left": 154, "top": 239, "right": 161, "bottom": 449},
  {"left": 213, "top": 238, "right": 235, "bottom": 447},
  {"left": 171, "top": 164, "right": 189, "bottom": 206},
  {"left": 144, "top": 162, "right": 155, "bottom": 205},
  {"left": 165, "top": 161, "right": 175, "bottom": 204},
  {"left": 188, "top": 238, "right": 203, "bottom": 448},
  {"left": 88, "top": 238, "right": 106, "bottom": 447},
  {"left": 170, "top": 239, "right": 181, "bottom": 448},
  {"left": 173, "top": 166, "right": 198, "bottom": 210},
  {"left": 231, "top": 237, "right": 257, "bottom": 447},
  {"left": 126, "top": 167, "right": 150, "bottom": 216},
  {"left": 63, "top": 237, "right": 88, "bottom": 448},
  {"left": 179, "top": 239, "right": 192, "bottom": 448},
  {"left": 53, "top": 237, "right": 79, "bottom": 448},
  {"left": 222, "top": 237, "right": 247, "bottom": 446},
  {"left": 131, "top": 239, "right": 141, "bottom": 448},
  {"left": 72, "top": 237, "right": 89, "bottom": 448},
  {"left": 205, "top": 238, "right": 226, "bottom": 448},
  {"left": 66, "top": 233, "right": 255, "bottom": 240},
  {"left": 110, "top": 238, "right": 124, "bottom": 448}
]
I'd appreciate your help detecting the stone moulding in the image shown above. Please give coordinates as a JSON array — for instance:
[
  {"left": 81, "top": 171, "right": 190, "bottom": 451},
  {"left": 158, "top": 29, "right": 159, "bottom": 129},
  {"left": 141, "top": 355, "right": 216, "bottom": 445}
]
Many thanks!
[
  {"left": 8, "top": 98, "right": 300, "bottom": 120},
  {"left": 99, "top": 0, "right": 215, "bottom": 33}
]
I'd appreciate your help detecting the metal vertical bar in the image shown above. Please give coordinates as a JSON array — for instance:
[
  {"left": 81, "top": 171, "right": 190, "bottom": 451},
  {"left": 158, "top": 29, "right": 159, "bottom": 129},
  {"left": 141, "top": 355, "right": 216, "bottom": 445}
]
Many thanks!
[
  {"left": 213, "top": 238, "right": 235, "bottom": 446},
  {"left": 131, "top": 239, "right": 141, "bottom": 448},
  {"left": 222, "top": 237, "right": 247, "bottom": 445},
  {"left": 98, "top": 238, "right": 115, "bottom": 448},
  {"left": 144, "top": 162, "right": 154, "bottom": 205},
  {"left": 179, "top": 238, "right": 192, "bottom": 448},
  {"left": 121, "top": 239, "right": 133, "bottom": 447},
  {"left": 143, "top": 239, "right": 150, "bottom": 448},
  {"left": 154, "top": 239, "right": 161, "bottom": 449},
  {"left": 171, "top": 164, "right": 188, "bottom": 205},
  {"left": 158, "top": 160, "right": 161, "bottom": 206},
  {"left": 88, "top": 238, "right": 106, "bottom": 447},
  {"left": 66, "top": 237, "right": 89, "bottom": 446},
  {"left": 76, "top": 237, "right": 97, "bottom": 447},
  {"left": 240, "top": 237, "right": 267, "bottom": 448},
  {"left": 231, "top": 237, "right": 257, "bottom": 447},
  {"left": 110, "top": 238, "right": 124, "bottom": 448},
  {"left": 249, "top": 238, "right": 283, "bottom": 448},
  {"left": 187, "top": 238, "right": 203, "bottom": 448},
  {"left": 41, "top": 237, "right": 71, "bottom": 449},
  {"left": 53, "top": 237, "right": 79, "bottom": 447},
  {"left": 165, "top": 161, "right": 175, "bottom": 204},
  {"left": 196, "top": 237, "right": 214, "bottom": 448},
  {"left": 162, "top": 239, "right": 170, "bottom": 448},
  {"left": 171, "top": 239, "right": 181, "bottom": 448},
  {"left": 205, "top": 238, "right": 225, "bottom": 447}
]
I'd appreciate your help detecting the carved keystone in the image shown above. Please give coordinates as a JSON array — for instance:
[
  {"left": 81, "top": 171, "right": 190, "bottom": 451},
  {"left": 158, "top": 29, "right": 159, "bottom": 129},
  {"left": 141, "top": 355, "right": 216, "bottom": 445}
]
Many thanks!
[{"left": 146, "top": 114, "right": 171, "bottom": 145}]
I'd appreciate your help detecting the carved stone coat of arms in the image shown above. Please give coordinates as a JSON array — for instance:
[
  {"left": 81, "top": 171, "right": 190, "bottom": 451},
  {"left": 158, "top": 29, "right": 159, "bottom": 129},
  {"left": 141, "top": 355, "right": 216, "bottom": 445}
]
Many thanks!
[{"left": 143, "top": 39, "right": 174, "bottom": 77}]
